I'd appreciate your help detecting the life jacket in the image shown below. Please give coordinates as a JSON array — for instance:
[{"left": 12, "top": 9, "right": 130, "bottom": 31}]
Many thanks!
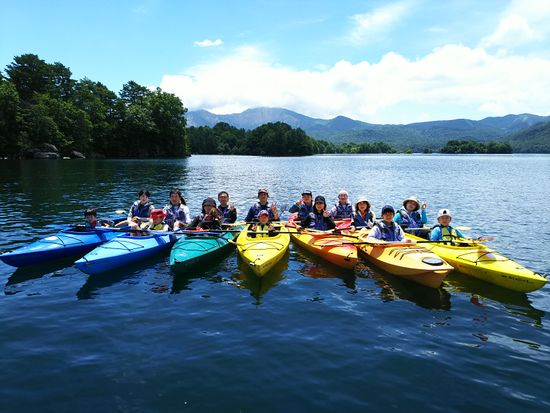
[
  {"left": 247, "top": 202, "right": 276, "bottom": 221},
  {"left": 398, "top": 208, "right": 422, "bottom": 228},
  {"left": 307, "top": 211, "right": 334, "bottom": 231},
  {"left": 353, "top": 210, "right": 373, "bottom": 227},
  {"left": 331, "top": 202, "right": 353, "bottom": 219},
  {"left": 141, "top": 221, "right": 165, "bottom": 231},
  {"left": 438, "top": 225, "right": 459, "bottom": 241},
  {"left": 297, "top": 203, "right": 313, "bottom": 220},
  {"left": 374, "top": 221, "right": 401, "bottom": 242},
  {"left": 252, "top": 223, "right": 273, "bottom": 238},
  {"left": 163, "top": 203, "right": 187, "bottom": 226},
  {"left": 217, "top": 205, "right": 237, "bottom": 223},
  {"left": 130, "top": 201, "right": 153, "bottom": 219},
  {"left": 194, "top": 213, "right": 221, "bottom": 230}
]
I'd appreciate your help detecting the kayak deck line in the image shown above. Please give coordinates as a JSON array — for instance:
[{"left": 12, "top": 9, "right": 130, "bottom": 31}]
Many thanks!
[
  {"left": 237, "top": 241, "right": 286, "bottom": 252},
  {"left": 99, "top": 238, "right": 147, "bottom": 251},
  {"left": 43, "top": 234, "right": 87, "bottom": 247},
  {"left": 455, "top": 250, "right": 509, "bottom": 264}
]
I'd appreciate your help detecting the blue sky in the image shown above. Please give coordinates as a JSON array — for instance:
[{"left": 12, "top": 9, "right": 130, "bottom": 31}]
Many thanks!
[{"left": 2, "top": 0, "right": 549, "bottom": 123}]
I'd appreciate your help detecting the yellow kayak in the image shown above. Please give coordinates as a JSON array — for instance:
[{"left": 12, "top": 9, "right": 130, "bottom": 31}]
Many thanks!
[
  {"left": 288, "top": 227, "right": 357, "bottom": 270},
  {"left": 406, "top": 233, "right": 547, "bottom": 293},
  {"left": 355, "top": 231, "right": 453, "bottom": 288},
  {"left": 235, "top": 225, "right": 290, "bottom": 277}
]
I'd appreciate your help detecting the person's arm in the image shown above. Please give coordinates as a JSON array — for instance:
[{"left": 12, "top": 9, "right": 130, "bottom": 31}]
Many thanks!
[
  {"left": 420, "top": 209, "right": 428, "bottom": 224},
  {"left": 229, "top": 208, "right": 237, "bottom": 223},
  {"left": 393, "top": 212, "right": 403, "bottom": 224},
  {"left": 245, "top": 206, "right": 255, "bottom": 222},
  {"left": 288, "top": 202, "right": 300, "bottom": 213},
  {"left": 367, "top": 226, "right": 381, "bottom": 240},
  {"left": 455, "top": 227, "right": 466, "bottom": 238},
  {"left": 326, "top": 216, "right": 336, "bottom": 230},
  {"left": 430, "top": 227, "right": 441, "bottom": 241}
]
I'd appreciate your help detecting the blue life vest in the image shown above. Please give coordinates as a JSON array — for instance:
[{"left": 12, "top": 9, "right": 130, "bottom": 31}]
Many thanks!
[
  {"left": 163, "top": 203, "right": 187, "bottom": 227},
  {"left": 246, "top": 202, "right": 276, "bottom": 221},
  {"left": 398, "top": 208, "right": 422, "bottom": 228},
  {"left": 217, "top": 205, "right": 237, "bottom": 223},
  {"left": 297, "top": 203, "right": 313, "bottom": 220},
  {"left": 353, "top": 211, "right": 373, "bottom": 227},
  {"left": 331, "top": 203, "right": 353, "bottom": 219},
  {"left": 306, "top": 211, "right": 335, "bottom": 231},
  {"left": 374, "top": 221, "right": 401, "bottom": 242},
  {"left": 130, "top": 201, "right": 153, "bottom": 219}
]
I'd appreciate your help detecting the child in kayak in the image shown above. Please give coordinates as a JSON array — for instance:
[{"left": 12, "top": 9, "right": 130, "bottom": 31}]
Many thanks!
[
  {"left": 217, "top": 191, "right": 238, "bottom": 224},
  {"left": 368, "top": 205, "right": 409, "bottom": 242},
  {"left": 129, "top": 209, "right": 169, "bottom": 233},
  {"left": 430, "top": 209, "right": 466, "bottom": 241},
  {"left": 288, "top": 190, "right": 314, "bottom": 222},
  {"left": 330, "top": 190, "right": 354, "bottom": 219},
  {"left": 250, "top": 210, "right": 277, "bottom": 238},
  {"left": 394, "top": 196, "right": 428, "bottom": 235},
  {"left": 188, "top": 198, "right": 222, "bottom": 230},
  {"left": 301, "top": 196, "right": 336, "bottom": 231},
  {"left": 352, "top": 197, "right": 375, "bottom": 229},
  {"left": 116, "top": 189, "right": 155, "bottom": 227},
  {"left": 84, "top": 209, "right": 113, "bottom": 229},
  {"left": 245, "top": 188, "right": 279, "bottom": 222},
  {"left": 163, "top": 189, "right": 190, "bottom": 230}
]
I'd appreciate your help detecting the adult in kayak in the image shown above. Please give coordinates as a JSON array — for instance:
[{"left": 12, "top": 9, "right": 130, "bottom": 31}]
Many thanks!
[
  {"left": 129, "top": 208, "right": 169, "bottom": 232},
  {"left": 330, "top": 190, "right": 354, "bottom": 219},
  {"left": 163, "top": 189, "right": 190, "bottom": 230},
  {"left": 250, "top": 210, "right": 277, "bottom": 238},
  {"left": 188, "top": 198, "right": 222, "bottom": 230},
  {"left": 301, "top": 196, "right": 336, "bottom": 231},
  {"left": 217, "top": 191, "right": 238, "bottom": 224},
  {"left": 245, "top": 188, "right": 279, "bottom": 222},
  {"left": 288, "top": 190, "right": 314, "bottom": 222},
  {"left": 430, "top": 209, "right": 466, "bottom": 242},
  {"left": 352, "top": 197, "right": 375, "bottom": 229},
  {"left": 84, "top": 209, "right": 114, "bottom": 228},
  {"left": 368, "top": 205, "right": 409, "bottom": 242},
  {"left": 394, "top": 196, "right": 428, "bottom": 236},
  {"left": 115, "top": 189, "right": 155, "bottom": 227}
]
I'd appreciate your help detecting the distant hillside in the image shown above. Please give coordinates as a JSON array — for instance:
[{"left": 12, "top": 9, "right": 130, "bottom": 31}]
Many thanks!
[
  {"left": 508, "top": 121, "right": 550, "bottom": 153},
  {"left": 186, "top": 107, "right": 550, "bottom": 152}
]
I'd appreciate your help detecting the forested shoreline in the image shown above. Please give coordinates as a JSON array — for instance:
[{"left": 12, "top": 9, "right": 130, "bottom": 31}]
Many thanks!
[{"left": 0, "top": 54, "right": 525, "bottom": 159}]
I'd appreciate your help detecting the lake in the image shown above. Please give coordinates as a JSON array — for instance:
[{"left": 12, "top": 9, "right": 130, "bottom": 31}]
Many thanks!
[{"left": 1, "top": 154, "right": 549, "bottom": 412}]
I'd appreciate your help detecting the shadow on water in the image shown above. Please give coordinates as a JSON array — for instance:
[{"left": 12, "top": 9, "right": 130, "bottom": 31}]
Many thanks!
[
  {"left": 357, "top": 261, "right": 452, "bottom": 310},
  {"left": 4, "top": 258, "right": 76, "bottom": 295},
  {"left": 231, "top": 252, "right": 288, "bottom": 304},
  {"left": 444, "top": 271, "right": 546, "bottom": 326},
  {"left": 170, "top": 253, "right": 236, "bottom": 294}
]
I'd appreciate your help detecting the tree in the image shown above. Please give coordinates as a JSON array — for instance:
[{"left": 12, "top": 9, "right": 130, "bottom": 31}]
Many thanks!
[{"left": 0, "top": 79, "right": 22, "bottom": 157}]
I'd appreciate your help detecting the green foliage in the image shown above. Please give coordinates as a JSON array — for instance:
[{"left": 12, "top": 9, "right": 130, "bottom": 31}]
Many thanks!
[
  {"left": 509, "top": 121, "right": 550, "bottom": 153},
  {"left": 440, "top": 140, "right": 512, "bottom": 154},
  {"left": 0, "top": 54, "right": 191, "bottom": 159}
]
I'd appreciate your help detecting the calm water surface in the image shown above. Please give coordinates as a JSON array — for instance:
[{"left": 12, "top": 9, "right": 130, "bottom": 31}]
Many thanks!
[{"left": 1, "top": 155, "right": 549, "bottom": 412}]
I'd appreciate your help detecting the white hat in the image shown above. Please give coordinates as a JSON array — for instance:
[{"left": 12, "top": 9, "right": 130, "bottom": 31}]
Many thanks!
[
  {"left": 338, "top": 190, "right": 348, "bottom": 197},
  {"left": 437, "top": 208, "right": 452, "bottom": 218}
]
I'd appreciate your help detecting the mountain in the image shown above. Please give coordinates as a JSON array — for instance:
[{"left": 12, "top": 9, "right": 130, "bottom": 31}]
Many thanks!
[
  {"left": 508, "top": 120, "right": 550, "bottom": 153},
  {"left": 186, "top": 107, "right": 550, "bottom": 151}
]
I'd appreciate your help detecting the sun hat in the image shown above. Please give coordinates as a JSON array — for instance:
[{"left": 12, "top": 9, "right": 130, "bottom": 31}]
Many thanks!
[
  {"left": 355, "top": 197, "right": 371, "bottom": 210},
  {"left": 403, "top": 196, "right": 420, "bottom": 211}
]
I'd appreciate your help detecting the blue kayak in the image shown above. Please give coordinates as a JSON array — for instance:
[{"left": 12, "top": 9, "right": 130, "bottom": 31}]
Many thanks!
[
  {"left": 74, "top": 233, "right": 177, "bottom": 275},
  {"left": 0, "top": 227, "right": 122, "bottom": 267},
  {"left": 169, "top": 230, "right": 239, "bottom": 273}
]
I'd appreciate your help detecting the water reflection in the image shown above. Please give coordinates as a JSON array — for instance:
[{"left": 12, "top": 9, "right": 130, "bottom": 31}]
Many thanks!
[
  {"left": 4, "top": 259, "right": 75, "bottom": 295},
  {"left": 170, "top": 258, "right": 234, "bottom": 294},
  {"left": 358, "top": 262, "right": 452, "bottom": 310},
  {"left": 444, "top": 272, "right": 545, "bottom": 327}
]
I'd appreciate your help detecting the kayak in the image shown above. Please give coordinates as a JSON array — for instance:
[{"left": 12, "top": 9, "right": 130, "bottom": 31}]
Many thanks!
[
  {"left": 170, "top": 229, "right": 240, "bottom": 273},
  {"left": 0, "top": 227, "right": 122, "bottom": 267},
  {"left": 74, "top": 232, "right": 177, "bottom": 275},
  {"left": 288, "top": 228, "right": 357, "bottom": 270},
  {"left": 356, "top": 231, "right": 453, "bottom": 288},
  {"left": 235, "top": 225, "right": 290, "bottom": 277},
  {"left": 406, "top": 233, "right": 547, "bottom": 293}
]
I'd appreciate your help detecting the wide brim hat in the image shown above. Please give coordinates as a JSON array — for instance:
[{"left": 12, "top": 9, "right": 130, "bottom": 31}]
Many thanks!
[
  {"left": 355, "top": 197, "right": 371, "bottom": 210},
  {"left": 403, "top": 196, "right": 420, "bottom": 211}
]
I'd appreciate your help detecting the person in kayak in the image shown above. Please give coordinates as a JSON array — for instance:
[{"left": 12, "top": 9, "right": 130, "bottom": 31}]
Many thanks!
[
  {"left": 330, "top": 190, "right": 354, "bottom": 219},
  {"left": 188, "top": 197, "right": 222, "bottom": 230},
  {"left": 245, "top": 188, "right": 279, "bottom": 222},
  {"left": 116, "top": 189, "right": 155, "bottom": 227},
  {"left": 368, "top": 205, "right": 409, "bottom": 242},
  {"left": 84, "top": 209, "right": 114, "bottom": 228},
  {"left": 352, "top": 197, "right": 375, "bottom": 229},
  {"left": 430, "top": 209, "right": 466, "bottom": 242},
  {"left": 301, "top": 195, "right": 336, "bottom": 231},
  {"left": 249, "top": 210, "right": 277, "bottom": 238},
  {"left": 128, "top": 209, "right": 169, "bottom": 234},
  {"left": 163, "top": 189, "right": 190, "bottom": 230},
  {"left": 217, "top": 191, "right": 238, "bottom": 224},
  {"left": 394, "top": 196, "right": 428, "bottom": 236},
  {"left": 288, "top": 190, "right": 314, "bottom": 222}
]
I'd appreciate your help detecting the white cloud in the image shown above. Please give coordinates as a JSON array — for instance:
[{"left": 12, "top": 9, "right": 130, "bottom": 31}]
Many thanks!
[
  {"left": 194, "top": 39, "right": 223, "bottom": 47},
  {"left": 346, "top": 2, "right": 410, "bottom": 45},
  {"left": 159, "top": 44, "right": 550, "bottom": 123}
]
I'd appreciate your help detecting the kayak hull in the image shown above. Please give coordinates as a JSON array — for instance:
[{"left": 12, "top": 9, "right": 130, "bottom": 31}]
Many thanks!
[
  {"left": 74, "top": 233, "right": 176, "bottom": 275},
  {"left": 170, "top": 230, "right": 239, "bottom": 273},
  {"left": 0, "top": 228, "right": 121, "bottom": 267},
  {"left": 406, "top": 234, "right": 547, "bottom": 293},
  {"left": 235, "top": 226, "right": 290, "bottom": 277},
  {"left": 289, "top": 229, "right": 357, "bottom": 270}
]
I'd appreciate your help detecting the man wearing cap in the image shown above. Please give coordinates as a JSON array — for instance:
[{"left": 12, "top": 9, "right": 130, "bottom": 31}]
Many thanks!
[
  {"left": 245, "top": 188, "right": 279, "bottom": 222},
  {"left": 367, "top": 205, "right": 407, "bottom": 242},
  {"left": 188, "top": 198, "right": 222, "bottom": 230},
  {"left": 288, "top": 190, "right": 313, "bottom": 221},
  {"left": 217, "top": 191, "right": 238, "bottom": 224},
  {"left": 330, "top": 190, "right": 354, "bottom": 219},
  {"left": 430, "top": 209, "right": 465, "bottom": 242}
]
